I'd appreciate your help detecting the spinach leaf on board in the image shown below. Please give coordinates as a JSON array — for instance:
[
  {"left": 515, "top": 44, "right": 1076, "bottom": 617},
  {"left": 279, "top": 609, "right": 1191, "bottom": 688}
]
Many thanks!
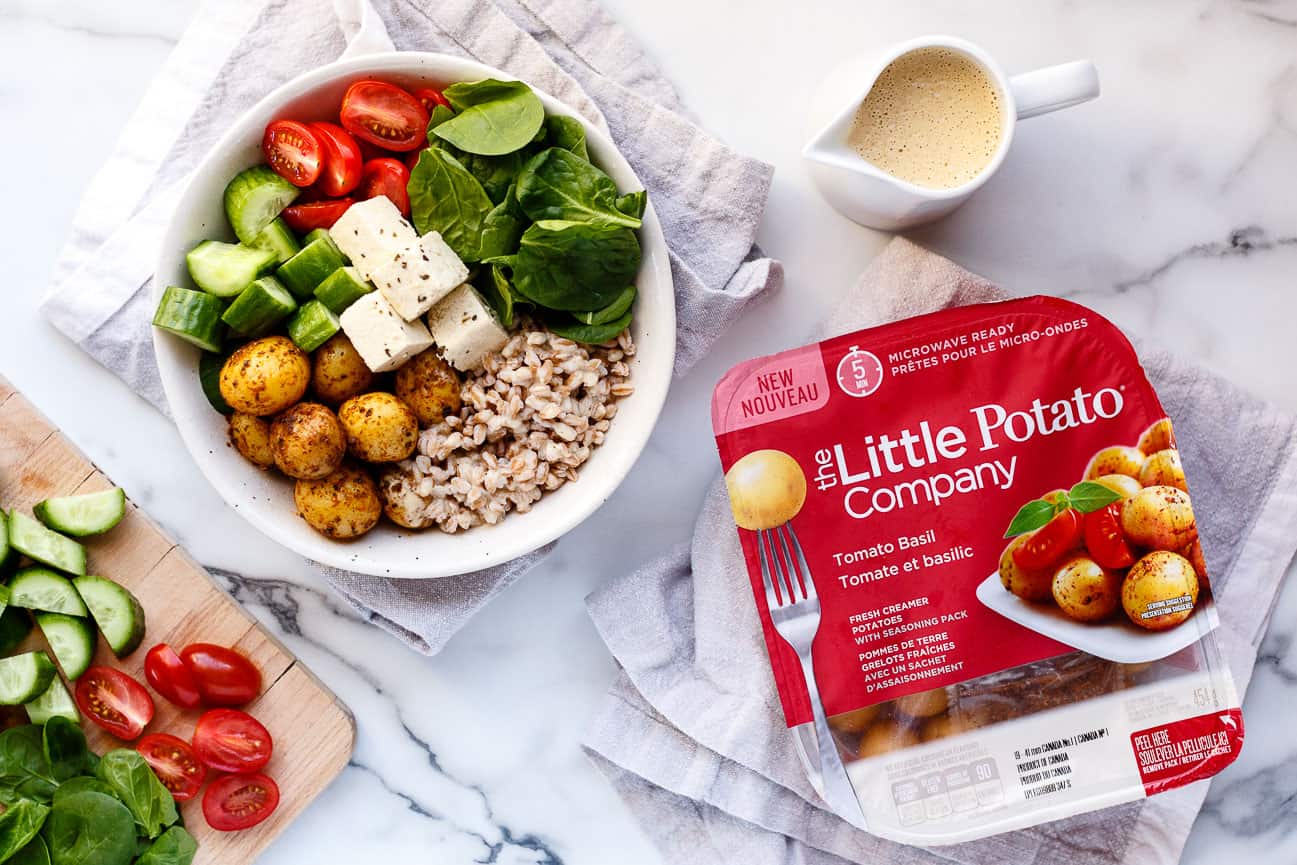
[
  {"left": 435, "top": 79, "right": 545, "bottom": 156},
  {"left": 0, "top": 800, "right": 50, "bottom": 862},
  {"left": 42, "top": 791, "right": 135, "bottom": 865},
  {"left": 542, "top": 309, "right": 632, "bottom": 344},
  {"left": 408, "top": 148, "right": 495, "bottom": 262},
  {"left": 511, "top": 220, "right": 641, "bottom": 311},
  {"left": 516, "top": 148, "right": 642, "bottom": 229},
  {"left": 9, "top": 837, "right": 50, "bottom": 865},
  {"left": 0, "top": 727, "right": 58, "bottom": 804},
  {"left": 614, "top": 190, "right": 647, "bottom": 220},
  {"left": 544, "top": 115, "right": 589, "bottom": 161},
  {"left": 95, "top": 750, "right": 177, "bottom": 839},
  {"left": 134, "top": 826, "right": 197, "bottom": 865},
  {"left": 42, "top": 719, "right": 89, "bottom": 783},
  {"left": 52, "top": 777, "right": 116, "bottom": 804}
]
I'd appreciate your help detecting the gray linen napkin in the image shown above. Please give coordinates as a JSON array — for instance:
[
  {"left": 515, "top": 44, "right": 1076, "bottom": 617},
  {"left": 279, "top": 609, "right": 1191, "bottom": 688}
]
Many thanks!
[
  {"left": 583, "top": 236, "right": 1297, "bottom": 864},
  {"left": 41, "top": 0, "right": 780, "bottom": 653}
]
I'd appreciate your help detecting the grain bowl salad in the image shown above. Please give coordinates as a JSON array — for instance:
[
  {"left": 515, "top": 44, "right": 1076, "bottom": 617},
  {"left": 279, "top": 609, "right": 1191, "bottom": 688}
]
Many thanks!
[{"left": 153, "top": 77, "right": 644, "bottom": 540}]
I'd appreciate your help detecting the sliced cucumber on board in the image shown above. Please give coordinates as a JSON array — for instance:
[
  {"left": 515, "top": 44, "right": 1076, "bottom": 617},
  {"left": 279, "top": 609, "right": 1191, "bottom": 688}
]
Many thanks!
[
  {"left": 8, "top": 568, "right": 89, "bottom": 616},
  {"left": 224, "top": 165, "right": 300, "bottom": 243},
  {"left": 249, "top": 217, "right": 302, "bottom": 264},
  {"left": 287, "top": 300, "right": 340, "bottom": 352},
  {"left": 35, "top": 613, "right": 96, "bottom": 681},
  {"left": 199, "top": 351, "right": 234, "bottom": 415},
  {"left": 0, "top": 653, "right": 57, "bottom": 706},
  {"left": 73, "top": 576, "right": 146, "bottom": 658},
  {"left": 185, "top": 241, "right": 277, "bottom": 297},
  {"left": 153, "top": 286, "right": 225, "bottom": 353},
  {"left": 314, "top": 266, "right": 372, "bottom": 314},
  {"left": 34, "top": 488, "right": 126, "bottom": 537},
  {"left": 0, "top": 511, "right": 11, "bottom": 573},
  {"left": 221, "top": 276, "right": 298, "bottom": 337},
  {"left": 277, "top": 234, "right": 347, "bottom": 299},
  {"left": 25, "top": 677, "right": 80, "bottom": 725},
  {"left": 7, "top": 513, "right": 86, "bottom": 575},
  {"left": 0, "top": 607, "right": 33, "bottom": 655}
]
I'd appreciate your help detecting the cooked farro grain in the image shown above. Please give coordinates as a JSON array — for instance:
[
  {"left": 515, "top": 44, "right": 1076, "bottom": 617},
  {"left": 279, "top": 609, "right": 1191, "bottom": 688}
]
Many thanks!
[{"left": 379, "top": 326, "right": 635, "bottom": 533}]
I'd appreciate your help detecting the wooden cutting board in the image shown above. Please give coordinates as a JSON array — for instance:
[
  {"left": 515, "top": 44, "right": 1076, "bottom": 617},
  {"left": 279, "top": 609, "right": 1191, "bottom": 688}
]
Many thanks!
[{"left": 0, "top": 377, "right": 355, "bottom": 863}]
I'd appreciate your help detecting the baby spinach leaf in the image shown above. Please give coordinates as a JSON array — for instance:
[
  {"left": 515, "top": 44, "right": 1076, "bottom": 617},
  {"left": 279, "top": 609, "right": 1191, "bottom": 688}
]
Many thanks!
[
  {"left": 576, "top": 285, "right": 636, "bottom": 325},
  {"left": 615, "top": 190, "right": 647, "bottom": 219},
  {"left": 477, "top": 264, "right": 531, "bottom": 329},
  {"left": 52, "top": 777, "right": 116, "bottom": 805},
  {"left": 408, "top": 148, "right": 495, "bottom": 261},
  {"left": 42, "top": 791, "right": 134, "bottom": 865},
  {"left": 449, "top": 149, "right": 524, "bottom": 204},
  {"left": 435, "top": 79, "right": 544, "bottom": 156},
  {"left": 426, "top": 103, "right": 455, "bottom": 134},
  {"left": 95, "top": 750, "right": 177, "bottom": 839},
  {"left": 0, "top": 800, "right": 50, "bottom": 862},
  {"left": 9, "top": 837, "right": 50, "bottom": 865},
  {"left": 42, "top": 718, "right": 89, "bottom": 783},
  {"left": 544, "top": 115, "right": 589, "bottom": 161},
  {"left": 478, "top": 189, "right": 526, "bottom": 262},
  {"left": 511, "top": 220, "right": 641, "bottom": 311},
  {"left": 516, "top": 148, "right": 641, "bottom": 229},
  {"left": 134, "top": 826, "right": 197, "bottom": 865},
  {"left": 0, "top": 727, "right": 57, "bottom": 804},
  {"left": 542, "top": 309, "right": 632, "bottom": 344}
]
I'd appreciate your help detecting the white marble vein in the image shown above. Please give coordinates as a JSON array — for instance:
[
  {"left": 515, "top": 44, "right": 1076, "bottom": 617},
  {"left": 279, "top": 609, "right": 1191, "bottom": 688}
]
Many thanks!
[{"left": 2, "top": 0, "right": 1296, "bottom": 862}]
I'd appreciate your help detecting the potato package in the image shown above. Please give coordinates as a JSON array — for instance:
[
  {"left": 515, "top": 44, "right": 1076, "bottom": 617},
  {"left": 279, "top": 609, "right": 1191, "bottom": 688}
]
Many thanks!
[{"left": 712, "top": 296, "right": 1241, "bottom": 844}]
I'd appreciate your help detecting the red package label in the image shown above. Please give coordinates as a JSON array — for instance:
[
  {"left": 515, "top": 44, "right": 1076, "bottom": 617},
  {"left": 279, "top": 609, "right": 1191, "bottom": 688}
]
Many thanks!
[{"left": 1131, "top": 708, "right": 1244, "bottom": 795}]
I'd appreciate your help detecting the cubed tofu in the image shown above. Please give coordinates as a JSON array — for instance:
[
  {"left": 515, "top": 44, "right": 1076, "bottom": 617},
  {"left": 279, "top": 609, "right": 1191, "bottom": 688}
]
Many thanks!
[
  {"left": 339, "top": 291, "right": 435, "bottom": 373},
  {"left": 370, "top": 232, "right": 470, "bottom": 321},
  {"left": 426, "top": 285, "right": 510, "bottom": 372},
  {"left": 330, "top": 197, "right": 418, "bottom": 282}
]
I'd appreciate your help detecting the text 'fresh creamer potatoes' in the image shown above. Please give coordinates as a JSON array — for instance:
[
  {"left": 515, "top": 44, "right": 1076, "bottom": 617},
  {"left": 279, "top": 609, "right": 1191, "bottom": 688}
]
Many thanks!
[{"left": 711, "top": 296, "right": 1242, "bottom": 844}]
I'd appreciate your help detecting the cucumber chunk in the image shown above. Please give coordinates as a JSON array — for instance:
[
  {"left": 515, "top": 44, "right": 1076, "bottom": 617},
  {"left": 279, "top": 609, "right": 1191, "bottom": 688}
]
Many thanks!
[
  {"left": 277, "top": 235, "right": 347, "bottom": 299},
  {"left": 73, "top": 576, "right": 145, "bottom": 658},
  {"left": 199, "top": 351, "right": 233, "bottom": 415},
  {"left": 152, "top": 286, "right": 224, "bottom": 353},
  {"left": 224, "top": 165, "right": 300, "bottom": 243},
  {"left": 304, "top": 228, "right": 336, "bottom": 247},
  {"left": 7, "top": 514, "right": 86, "bottom": 576},
  {"left": 0, "top": 653, "right": 57, "bottom": 706},
  {"left": 249, "top": 217, "right": 302, "bottom": 265},
  {"left": 286, "top": 300, "right": 340, "bottom": 353},
  {"left": 185, "top": 240, "right": 277, "bottom": 297},
  {"left": 314, "top": 266, "right": 373, "bottom": 314},
  {"left": 0, "top": 607, "right": 33, "bottom": 654},
  {"left": 34, "top": 488, "right": 126, "bottom": 537},
  {"left": 9, "top": 568, "right": 89, "bottom": 616},
  {"left": 35, "top": 614, "right": 96, "bottom": 681},
  {"left": 25, "top": 677, "right": 80, "bottom": 725},
  {"left": 221, "top": 276, "right": 298, "bottom": 337}
]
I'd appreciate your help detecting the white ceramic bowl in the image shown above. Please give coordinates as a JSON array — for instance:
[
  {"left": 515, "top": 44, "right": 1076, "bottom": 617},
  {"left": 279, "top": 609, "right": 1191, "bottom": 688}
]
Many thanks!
[{"left": 153, "top": 53, "right": 675, "bottom": 578}]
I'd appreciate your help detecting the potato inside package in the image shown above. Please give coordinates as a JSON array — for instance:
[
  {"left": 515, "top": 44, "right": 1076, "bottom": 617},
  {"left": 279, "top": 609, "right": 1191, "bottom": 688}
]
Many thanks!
[{"left": 711, "top": 296, "right": 1241, "bottom": 844}]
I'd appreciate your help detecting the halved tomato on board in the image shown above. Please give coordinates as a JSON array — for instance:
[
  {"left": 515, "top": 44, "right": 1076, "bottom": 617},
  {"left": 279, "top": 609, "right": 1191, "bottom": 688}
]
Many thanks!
[
  {"left": 339, "top": 80, "right": 429, "bottom": 152},
  {"left": 281, "top": 198, "right": 355, "bottom": 233},
  {"left": 310, "top": 122, "right": 364, "bottom": 197},
  {"left": 137, "top": 733, "right": 206, "bottom": 802},
  {"left": 144, "top": 643, "right": 202, "bottom": 709},
  {"left": 358, "top": 158, "right": 411, "bottom": 216},
  {"left": 1083, "top": 504, "right": 1136, "bottom": 570},
  {"left": 204, "top": 772, "right": 280, "bottom": 832},
  {"left": 75, "top": 667, "right": 155, "bottom": 740},
  {"left": 262, "top": 120, "right": 322, "bottom": 187},
  {"left": 193, "top": 708, "right": 273, "bottom": 774},
  {"left": 1012, "top": 508, "right": 1083, "bottom": 572}
]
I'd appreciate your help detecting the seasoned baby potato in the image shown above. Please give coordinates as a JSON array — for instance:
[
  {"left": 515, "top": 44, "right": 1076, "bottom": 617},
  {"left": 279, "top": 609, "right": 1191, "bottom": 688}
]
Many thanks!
[
  {"left": 724, "top": 450, "right": 807, "bottom": 530},
  {"left": 1093, "top": 473, "right": 1142, "bottom": 503},
  {"left": 338, "top": 392, "right": 420, "bottom": 463},
  {"left": 1139, "top": 448, "right": 1187, "bottom": 492},
  {"left": 228, "top": 413, "right": 275, "bottom": 469},
  {"left": 1138, "top": 418, "right": 1176, "bottom": 455},
  {"left": 999, "top": 535, "right": 1054, "bottom": 601},
  {"left": 1120, "top": 485, "right": 1197, "bottom": 551},
  {"left": 895, "top": 687, "right": 949, "bottom": 719},
  {"left": 270, "top": 402, "right": 346, "bottom": 480},
  {"left": 921, "top": 712, "right": 973, "bottom": 742},
  {"left": 1052, "top": 555, "right": 1123, "bottom": 622},
  {"left": 294, "top": 463, "right": 382, "bottom": 540},
  {"left": 858, "top": 718, "right": 920, "bottom": 759},
  {"left": 219, "top": 336, "right": 310, "bottom": 416},
  {"left": 394, "top": 349, "right": 462, "bottom": 426},
  {"left": 1122, "top": 551, "right": 1199, "bottom": 630},
  {"left": 1184, "top": 538, "right": 1210, "bottom": 592},
  {"left": 311, "top": 333, "right": 374, "bottom": 406},
  {"left": 1085, "top": 446, "right": 1145, "bottom": 481},
  {"left": 828, "top": 704, "right": 883, "bottom": 733}
]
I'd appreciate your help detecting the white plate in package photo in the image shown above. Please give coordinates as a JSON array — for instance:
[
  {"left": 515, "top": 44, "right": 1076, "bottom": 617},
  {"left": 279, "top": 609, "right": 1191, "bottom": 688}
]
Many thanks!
[{"left": 975, "top": 573, "right": 1219, "bottom": 664}]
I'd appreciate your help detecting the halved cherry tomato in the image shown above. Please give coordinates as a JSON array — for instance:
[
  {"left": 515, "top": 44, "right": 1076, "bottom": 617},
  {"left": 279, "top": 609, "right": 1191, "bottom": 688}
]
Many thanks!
[
  {"left": 203, "top": 772, "right": 280, "bottom": 831},
  {"left": 339, "top": 80, "right": 428, "bottom": 152},
  {"left": 75, "top": 667, "right": 155, "bottom": 740},
  {"left": 1012, "top": 508, "right": 1083, "bottom": 571},
  {"left": 181, "top": 643, "right": 262, "bottom": 707},
  {"left": 280, "top": 198, "right": 354, "bottom": 233},
  {"left": 193, "top": 709, "right": 273, "bottom": 774},
  {"left": 1083, "top": 504, "right": 1136, "bottom": 569},
  {"left": 310, "top": 121, "right": 363, "bottom": 197},
  {"left": 262, "top": 120, "right": 322, "bottom": 187},
  {"left": 137, "top": 733, "right": 206, "bottom": 802},
  {"left": 414, "top": 87, "right": 451, "bottom": 113},
  {"left": 144, "top": 643, "right": 202, "bottom": 709},
  {"left": 404, "top": 149, "right": 424, "bottom": 172},
  {"left": 358, "top": 158, "right": 411, "bottom": 216}
]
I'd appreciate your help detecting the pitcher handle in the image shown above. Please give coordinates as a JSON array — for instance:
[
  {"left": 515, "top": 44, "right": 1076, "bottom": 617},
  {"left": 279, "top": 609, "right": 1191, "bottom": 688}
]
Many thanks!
[{"left": 1010, "top": 60, "right": 1100, "bottom": 120}]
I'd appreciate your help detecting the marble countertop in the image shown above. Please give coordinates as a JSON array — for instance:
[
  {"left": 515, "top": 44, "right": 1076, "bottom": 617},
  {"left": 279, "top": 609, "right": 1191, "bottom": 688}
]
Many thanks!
[{"left": 3, "top": 0, "right": 1296, "bottom": 862}]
